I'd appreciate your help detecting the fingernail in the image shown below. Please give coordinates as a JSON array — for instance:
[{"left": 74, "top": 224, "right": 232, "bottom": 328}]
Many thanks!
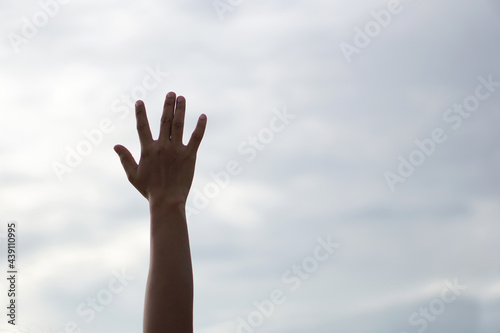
[
  {"left": 200, "top": 114, "right": 207, "bottom": 120},
  {"left": 178, "top": 96, "right": 185, "bottom": 103},
  {"left": 135, "top": 100, "right": 143, "bottom": 107}
]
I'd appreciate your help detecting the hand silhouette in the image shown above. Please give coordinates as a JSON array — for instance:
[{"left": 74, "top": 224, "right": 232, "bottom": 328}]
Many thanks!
[{"left": 113, "top": 91, "right": 207, "bottom": 207}]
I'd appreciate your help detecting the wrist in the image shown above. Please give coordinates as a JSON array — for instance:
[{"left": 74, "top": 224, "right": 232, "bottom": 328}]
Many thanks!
[
  {"left": 148, "top": 196, "right": 187, "bottom": 237},
  {"left": 149, "top": 194, "right": 186, "bottom": 209}
]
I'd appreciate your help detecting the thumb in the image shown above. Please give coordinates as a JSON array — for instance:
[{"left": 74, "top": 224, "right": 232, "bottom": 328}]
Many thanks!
[{"left": 114, "top": 144, "right": 138, "bottom": 183}]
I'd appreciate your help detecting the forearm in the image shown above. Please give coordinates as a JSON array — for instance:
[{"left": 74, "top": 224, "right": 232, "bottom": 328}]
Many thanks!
[
  {"left": 114, "top": 92, "right": 206, "bottom": 332},
  {"left": 143, "top": 199, "right": 193, "bottom": 333}
]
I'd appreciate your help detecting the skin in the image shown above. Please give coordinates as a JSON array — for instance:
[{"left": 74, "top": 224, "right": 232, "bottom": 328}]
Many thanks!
[{"left": 113, "top": 91, "right": 207, "bottom": 333}]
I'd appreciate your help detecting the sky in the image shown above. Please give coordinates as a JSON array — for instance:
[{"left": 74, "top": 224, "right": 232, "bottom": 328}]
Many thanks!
[{"left": 1, "top": 0, "right": 500, "bottom": 332}]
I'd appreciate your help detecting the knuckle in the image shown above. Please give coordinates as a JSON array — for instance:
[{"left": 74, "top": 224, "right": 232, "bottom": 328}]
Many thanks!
[
  {"left": 172, "top": 121, "right": 184, "bottom": 130},
  {"left": 136, "top": 120, "right": 147, "bottom": 131},
  {"left": 192, "top": 132, "right": 203, "bottom": 142},
  {"left": 160, "top": 116, "right": 172, "bottom": 125},
  {"left": 152, "top": 145, "right": 163, "bottom": 154},
  {"left": 141, "top": 147, "right": 151, "bottom": 157}
]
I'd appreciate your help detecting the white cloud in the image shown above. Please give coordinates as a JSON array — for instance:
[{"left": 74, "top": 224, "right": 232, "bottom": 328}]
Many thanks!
[{"left": 1, "top": 0, "right": 499, "bottom": 331}]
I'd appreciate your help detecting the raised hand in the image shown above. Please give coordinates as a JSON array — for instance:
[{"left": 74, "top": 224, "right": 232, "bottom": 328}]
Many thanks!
[
  {"left": 114, "top": 91, "right": 207, "bottom": 332},
  {"left": 113, "top": 91, "right": 207, "bottom": 207}
]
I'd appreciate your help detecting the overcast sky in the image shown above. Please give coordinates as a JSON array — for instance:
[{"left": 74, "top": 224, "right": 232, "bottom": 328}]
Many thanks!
[{"left": 1, "top": 0, "right": 500, "bottom": 332}]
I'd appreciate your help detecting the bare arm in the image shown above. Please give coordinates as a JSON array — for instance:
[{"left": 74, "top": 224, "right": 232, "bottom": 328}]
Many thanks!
[{"left": 113, "top": 91, "right": 207, "bottom": 333}]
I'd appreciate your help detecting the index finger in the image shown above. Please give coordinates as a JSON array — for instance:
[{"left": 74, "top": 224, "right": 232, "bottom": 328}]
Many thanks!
[
  {"left": 187, "top": 114, "right": 207, "bottom": 155},
  {"left": 135, "top": 100, "right": 153, "bottom": 147}
]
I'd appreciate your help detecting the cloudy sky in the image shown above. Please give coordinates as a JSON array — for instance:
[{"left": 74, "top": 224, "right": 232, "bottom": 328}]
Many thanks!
[{"left": 1, "top": 0, "right": 500, "bottom": 332}]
